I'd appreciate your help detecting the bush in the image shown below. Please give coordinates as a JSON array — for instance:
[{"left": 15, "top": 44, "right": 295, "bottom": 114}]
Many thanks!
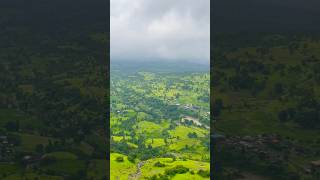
[
  {"left": 35, "top": 144, "right": 44, "bottom": 154},
  {"left": 39, "top": 156, "right": 56, "bottom": 166},
  {"left": 165, "top": 165, "right": 189, "bottom": 176},
  {"left": 187, "top": 132, "right": 198, "bottom": 138},
  {"left": 149, "top": 175, "right": 157, "bottom": 180},
  {"left": 154, "top": 161, "right": 165, "bottom": 167},
  {"left": 115, "top": 156, "right": 124, "bottom": 162},
  {"left": 278, "top": 110, "right": 289, "bottom": 122},
  {"left": 149, "top": 174, "right": 169, "bottom": 180},
  {"left": 128, "top": 154, "right": 136, "bottom": 163},
  {"left": 5, "top": 121, "right": 19, "bottom": 132},
  {"left": 197, "top": 169, "right": 210, "bottom": 177}
]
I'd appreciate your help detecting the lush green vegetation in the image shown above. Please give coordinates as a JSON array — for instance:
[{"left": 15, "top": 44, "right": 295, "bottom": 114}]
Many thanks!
[
  {"left": 213, "top": 33, "right": 320, "bottom": 179},
  {"left": 110, "top": 62, "right": 210, "bottom": 179},
  {"left": 0, "top": 0, "right": 108, "bottom": 179}
]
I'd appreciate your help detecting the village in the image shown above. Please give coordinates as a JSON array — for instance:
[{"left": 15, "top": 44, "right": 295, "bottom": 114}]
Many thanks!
[
  {"left": 110, "top": 70, "right": 210, "bottom": 179},
  {"left": 0, "top": 135, "right": 15, "bottom": 162},
  {"left": 213, "top": 133, "right": 320, "bottom": 175}
]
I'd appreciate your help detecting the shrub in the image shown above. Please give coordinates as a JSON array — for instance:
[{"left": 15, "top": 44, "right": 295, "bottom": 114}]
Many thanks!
[
  {"left": 165, "top": 165, "right": 189, "bottom": 176},
  {"left": 187, "top": 132, "right": 198, "bottom": 138},
  {"left": 115, "top": 156, "right": 124, "bottom": 162},
  {"left": 128, "top": 154, "right": 136, "bottom": 163},
  {"left": 149, "top": 174, "right": 169, "bottom": 180},
  {"left": 154, "top": 161, "right": 165, "bottom": 167},
  {"left": 197, "top": 169, "right": 210, "bottom": 177}
]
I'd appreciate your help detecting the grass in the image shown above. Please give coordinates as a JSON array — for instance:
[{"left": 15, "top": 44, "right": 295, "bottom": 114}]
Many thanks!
[
  {"left": 135, "top": 121, "right": 164, "bottom": 137},
  {"left": 110, "top": 153, "right": 136, "bottom": 180},
  {"left": 146, "top": 138, "right": 166, "bottom": 148},
  {"left": 111, "top": 71, "right": 210, "bottom": 179},
  {"left": 169, "top": 126, "right": 206, "bottom": 139},
  {"left": 45, "top": 151, "right": 78, "bottom": 160},
  {"left": 140, "top": 158, "right": 210, "bottom": 179},
  {"left": 0, "top": 109, "right": 46, "bottom": 133},
  {"left": 0, "top": 163, "right": 19, "bottom": 176},
  {"left": 87, "top": 160, "right": 108, "bottom": 179},
  {"left": 213, "top": 36, "right": 320, "bottom": 178},
  {"left": 73, "top": 141, "right": 94, "bottom": 156},
  {"left": 3, "top": 173, "right": 63, "bottom": 180},
  {"left": 169, "top": 139, "right": 200, "bottom": 151},
  {"left": 15, "top": 133, "right": 54, "bottom": 152},
  {"left": 112, "top": 135, "right": 132, "bottom": 142},
  {"left": 0, "top": 109, "right": 24, "bottom": 127},
  {"left": 40, "top": 160, "right": 86, "bottom": 175},
  {"left": 172, "top": 173, "right": 208, "bottom": 180},
  {"left": 217, "top": 108, "right": 320, "bottom": 143}
]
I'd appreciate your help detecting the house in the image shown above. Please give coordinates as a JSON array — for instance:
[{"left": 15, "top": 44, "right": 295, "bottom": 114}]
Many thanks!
[
  {"left": 310, "top": 160, "right": 320, "bottom": 171},
  {"left": 22, "top": 155, "right": 42, "bottom": 164},
  {"left": 181, "top": 116, "right": 202, "bottom": 126},
  {"left": 0, "top": 135, "right": 15, "bottom": 162}
]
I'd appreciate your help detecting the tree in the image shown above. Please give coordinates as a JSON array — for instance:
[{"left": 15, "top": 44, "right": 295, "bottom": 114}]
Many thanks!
[
  {"left": 187, "top": 132, "right": 198, "bottom": 138},
  {"left": 165, "top": 165, "right": 189, "bottom": 176},
  {"left": 197, "top": 169, "right": 210, "bottom": 177},
  {"left": 35, "top": 144, "right": 44, "bottom": 154},
  {"left": 274, "top": 83, "right": 284, "bottom": 95},
  {"left": 213, "top": 98, "right": 224, "bottom": 117},
  {"left": 5, "top": 121, "right": 19, "bottom": 132},
  {"left": 295, "top": 107, "right": 319, "bottom": 129},
  {"left": 128, "top": 153, "right": 136, "bottom": 163},
  {"left": 278, "top": 110, "right": 289, "bottom": 122}
]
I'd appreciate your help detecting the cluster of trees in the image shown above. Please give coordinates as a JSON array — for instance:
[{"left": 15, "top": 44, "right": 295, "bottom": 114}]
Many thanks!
[
  {"left": 148, "top": 165, "right": 209, "bottom": 179},
  {"left": 213, "top": 33, "right": 320, "bottom": 179},
  {"left": 111, "top": 138, "right": 164, "bottom": 161},
  {"left": 278, "top": 97, "right": 320, "bottom": 129},
  {"left": 164, "top": 165, "right": 189, "bottom": 176},
  {"left": 0, "top": 0, "right": 108, "bottom": 178},
  {"left": 111, "top": 70, "right": 210, "bottom": 170}
]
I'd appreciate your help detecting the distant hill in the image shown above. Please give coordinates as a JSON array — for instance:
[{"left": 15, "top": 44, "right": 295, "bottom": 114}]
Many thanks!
[{"left": 111, "top": 60, "right": 209, "bottom": 75}]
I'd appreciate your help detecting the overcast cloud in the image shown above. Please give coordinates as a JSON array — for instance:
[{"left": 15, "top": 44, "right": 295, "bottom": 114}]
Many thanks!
[{"left": 111, "top": 0, "right": 210, "bottom": 63}]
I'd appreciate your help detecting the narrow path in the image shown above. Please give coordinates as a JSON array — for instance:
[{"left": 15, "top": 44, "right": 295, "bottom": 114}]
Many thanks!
[
  {"left": 182, "top": 115, "right": 210, "bottom": 129},
  {"left": 128, "top": 161, "right": 145, "bottom": 180}
]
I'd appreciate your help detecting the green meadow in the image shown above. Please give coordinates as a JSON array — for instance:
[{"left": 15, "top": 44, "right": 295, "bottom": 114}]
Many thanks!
[
  {"left": 213, "top": 33, "right": 320, "bottom": 179},
  {"left": 110, "top": 64, "right": 210, "bottom": 179}
]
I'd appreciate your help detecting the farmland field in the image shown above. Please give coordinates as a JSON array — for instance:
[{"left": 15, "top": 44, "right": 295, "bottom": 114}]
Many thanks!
[
  {"left": 212, "top": 33, "right": 320, "bottom": 179},
  {"left": 0, "top": 0, "right": 108, "bottom": 178},
  {"left": 110, "top": 62, "right": 210, "bottom": 179}
]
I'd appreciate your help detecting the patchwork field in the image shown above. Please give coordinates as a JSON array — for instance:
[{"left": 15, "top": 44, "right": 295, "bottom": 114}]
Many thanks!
[
  {"left": 110, "top": 63, "right": 210, "bottom": 179},
  {"left": 213, "top": 33, "right": 320, "bottom": 179}
]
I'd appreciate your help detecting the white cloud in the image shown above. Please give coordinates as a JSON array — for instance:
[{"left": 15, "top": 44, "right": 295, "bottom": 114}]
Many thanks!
[{"left": 111, "top": 0, "right": 210, "bottom": 63}]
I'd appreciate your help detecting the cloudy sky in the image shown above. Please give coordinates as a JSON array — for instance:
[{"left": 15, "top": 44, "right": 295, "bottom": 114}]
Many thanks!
[{"left": 111, "top": 0, "right": 210, "bottom": 63}]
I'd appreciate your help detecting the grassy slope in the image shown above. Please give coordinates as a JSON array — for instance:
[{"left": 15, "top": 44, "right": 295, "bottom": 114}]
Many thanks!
[
  {"left": 110, "top": 153, "right": 136, "bottom": 179},
  {"left": 214, "top": 35, "right": 320, "bottom": 178},
  {"left": 140, "top": 158, "right": 209, "bottom": 179}
]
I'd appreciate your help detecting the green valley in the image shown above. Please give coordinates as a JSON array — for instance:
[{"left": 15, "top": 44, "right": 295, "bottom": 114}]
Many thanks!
[
  {"left": 213, "top": 33, "right": 320, "bottom": 179},
  {"left": 110, "top": 62, "right": 210, "bottom": 179}
]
